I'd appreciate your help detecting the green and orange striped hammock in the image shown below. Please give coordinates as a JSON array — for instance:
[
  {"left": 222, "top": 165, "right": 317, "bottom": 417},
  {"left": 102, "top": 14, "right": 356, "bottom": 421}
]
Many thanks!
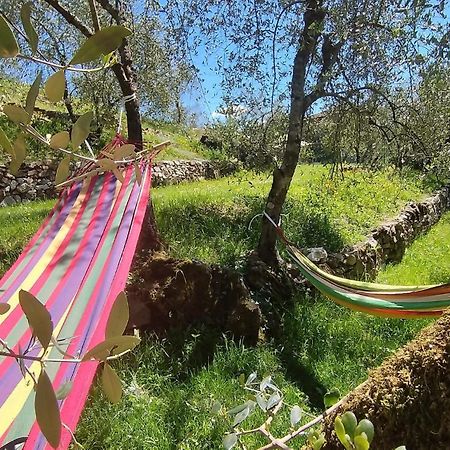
[
  {"left": 265, "top": 213, "right": 450, "bottom": 319},
  {"left": 0, "top": 137, "right": 155, "bottom": 449}
]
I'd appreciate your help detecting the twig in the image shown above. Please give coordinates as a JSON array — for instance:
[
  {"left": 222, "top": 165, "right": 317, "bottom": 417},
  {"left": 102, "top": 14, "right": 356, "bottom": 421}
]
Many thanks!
[{"left": 17, "top": 54, "right": 109, "bottom": 72}]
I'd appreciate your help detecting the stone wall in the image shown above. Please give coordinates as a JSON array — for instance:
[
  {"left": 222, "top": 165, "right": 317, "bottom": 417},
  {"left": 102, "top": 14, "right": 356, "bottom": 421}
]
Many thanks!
[
  {"left": 0, "top": 159, "right": 237, "bottom": 206},
  {"left": 305, "top": 185, "right": 450, "bottom": 279}
]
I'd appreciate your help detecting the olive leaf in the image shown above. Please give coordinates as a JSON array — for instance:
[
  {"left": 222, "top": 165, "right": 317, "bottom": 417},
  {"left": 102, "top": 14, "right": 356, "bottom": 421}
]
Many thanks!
[
  {"left": 290, "top": 405, "right": 302, "bottom": 427},
  {"left": 25, "top": 71, "right": 42, "bottom": 116},
  {"left": 101, "top": 363, "right": 122, "bottom": 404},
  {"left": 44, "top": 70, "right": 65, "bottom": 103},
  {"left": 105, "top": 291, "right": 129, "bottom": 339},
  {"left": 35, "top": 370, "right": 61, "bottom": 448},
  {"left": 10, "top": 134, "right": 26, "bottom": 176},
  {"left": 71, "top": 111, "right": 93, "bottom": 149},
  {"left": 70, "top": 26, "right": 131, "bottom": 65},
  {"left": 0, "top": 14, "right": 19, "bottom": 58},
  {"left": 55, "top": 156, "right": 71, "bottom": 185},
  {"left": 0, "top": 303, "right": 10, "bottom": 314},
  {"left": 81, "top": 335, "right": 140, "bottom": 362},
  {"left": 20, "top": 2, "right": 38, "bottom": 54},
  {"left": 232, "top": 406, "right": 250, "bottom": 427},
  {"left": 49, "top": 131, "right": 70, "bottom": 150},
  {"left": 19, "top": 289, "right": 53, "bottom": 352},
  {"left": 97, "top": 158, "right": 124, "bottom": 183},
  {"left": 3, "top": 104, "right": 30, "bottom": 124},
  {"left": 223, "top": 433, "right": 238, "bottom": 450},
  {"left": 0, "top": 126, "right": 14, "bottom": 157},
  {"left": 113, "top": 143, "right": 135, "bottom": 160}
]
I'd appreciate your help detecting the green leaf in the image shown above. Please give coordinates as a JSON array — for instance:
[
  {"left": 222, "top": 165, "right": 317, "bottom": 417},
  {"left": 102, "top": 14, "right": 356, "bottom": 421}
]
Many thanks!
[
  {"left": 101, "top": 363, "right": 122, "bottom": 404},
  {"left": 50, "top": 131, "right": 70, "bottom": 150},
  {"left": 232, "top": 406, "right": 249, "bottom": 427},
  {"left": 223, "top": 433, "right": 237, "bottom": 450},
  {"left": 81, "top": 335, "right": 140, "bottom": 361},
  {"left": 245, "top": 371, "right": 257, "bottom": 386},
  {"left": 20, "top": 2, "right": 38, "bottom": 54},
  {"left": 71, "top": 111, "right": 93, "bottom": 149},
  {"left": 55, "top": 380, "right": 73, "bottom": 400},
  {"left": 334, "top": 417, "right": 352, "bottom": 450},
  {"left": 10, "top": 134, "right": 26, "bottom": 176},
  {"left": 35, "top": 370, "right": 61, "bottom": 448},
  {"left": 113, "top": 143, "right": 135, "bottom": 160},
  {"left": 0, "top": 14, "right": 19, "bottom": 58},
  {"left": 105, "top": 291, "right": 129, "bottom": 339},
  {"left": 19, "top": 290, "right": 53, "bottom": 352},
  {"left": 211, "top": 400, "right": 221, "bottom": 414},
  {"left": 25, "top": 72, "right": 42, "bottom": 116},
  {"left": 324, "top": 388, "right": 340, "bottom": 408},
  {"left": 228, "top": 402, "right": 250, "bottom": 416},
  {"left": 0, "top": 303, "right": 10, "bottom": 314},
  {"left": 394, "top": 447, "right": 407, "bottom": 450},
  {"left": 0, "top": 126, "right": 14, "bottom": 157},
  {"left": 355, "top": 419, "right": 374, "bottom": 444},
  {"left": 3, "top": 104, "right": 30, "bottom": 124},
  {"left": 313, "top": 436, "right": 326, "bottom": 450},
  {"left": 290, "top": 405, "right": 302, "bottom": 427},
  {"left": 44, "top": 70, "right": 65, "bottom": 103},
  {"left": 266, "top": 391, "right": 281, "bottom": 411},
  {"left": 341, "top": 411, "right": 358, "bottom": 438},
  {"left": 256, "top": 393, "right": 266, "bottom": 411},
  {"left": 55, "top": 156, "right": 71, "bottom": 185},
  {"left": 260, "top": 375, "right": 271, "bottom": 391},
  {"left": 70, "top": 26, "right": 131, "bottom": 65},
  {"left": 354, "top": 433, "right": 370, "bottom": 450}
]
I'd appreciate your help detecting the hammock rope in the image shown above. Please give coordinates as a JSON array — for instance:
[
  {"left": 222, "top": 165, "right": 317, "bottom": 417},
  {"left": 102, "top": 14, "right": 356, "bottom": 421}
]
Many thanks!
[{"left": 263, "top": 212, "right": 450, "bottom": 318}]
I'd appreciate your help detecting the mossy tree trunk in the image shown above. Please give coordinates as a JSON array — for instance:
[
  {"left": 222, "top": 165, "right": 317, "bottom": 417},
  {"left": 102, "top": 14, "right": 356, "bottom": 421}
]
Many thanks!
[{"left": 322, "top": 310, "right": 450, "bottom": 449}]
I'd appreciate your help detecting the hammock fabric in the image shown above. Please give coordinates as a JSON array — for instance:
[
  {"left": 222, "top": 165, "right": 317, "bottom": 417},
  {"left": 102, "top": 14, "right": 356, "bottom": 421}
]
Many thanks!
[
  {"left": 272, "top": 220, "right": 450, "bottom": 319},
  {"left": 0, "top": 158, "right": 152, "bottom": 449}
]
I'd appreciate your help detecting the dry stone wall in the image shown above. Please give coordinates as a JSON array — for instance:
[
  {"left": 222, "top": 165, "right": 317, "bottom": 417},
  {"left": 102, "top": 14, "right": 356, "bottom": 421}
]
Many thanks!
[
  {"left": 305, "top": 185, "right": 450, "bottom": 279},
  {"left": 0, "top": 159, "right": 237, "bottom": 206}
]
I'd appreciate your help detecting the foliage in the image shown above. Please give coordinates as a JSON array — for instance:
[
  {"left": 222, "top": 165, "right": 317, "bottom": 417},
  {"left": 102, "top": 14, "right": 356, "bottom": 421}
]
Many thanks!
[
  {"left": 152, "top": 165, "right": 433, "bottom": 265},
  {"left": 204, "top": 110, "right": 289, "bottom": 170}
]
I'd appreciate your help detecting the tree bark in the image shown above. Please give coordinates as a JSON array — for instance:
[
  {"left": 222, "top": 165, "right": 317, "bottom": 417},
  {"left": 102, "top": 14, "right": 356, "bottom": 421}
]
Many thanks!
[
  {"left": 321, "top": 310, "right": 450, "bottom": 449},
  {"left": 257, "top": 1, "right": 325, "bottom": 265}
]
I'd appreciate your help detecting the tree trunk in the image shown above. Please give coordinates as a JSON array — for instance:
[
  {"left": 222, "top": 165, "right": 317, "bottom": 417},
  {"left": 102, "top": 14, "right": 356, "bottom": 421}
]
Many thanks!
[
  {"left": 322, "top": 311, "right": 450, "bottom": 449},
  {"left": 257, "top": 1, "right": 325, "bottom": 265}
]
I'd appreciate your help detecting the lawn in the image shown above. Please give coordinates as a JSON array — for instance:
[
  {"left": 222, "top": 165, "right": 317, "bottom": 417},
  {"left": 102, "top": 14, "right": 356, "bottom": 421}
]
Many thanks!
[{"left": 0, "top": 165, "right": 443, "bottom": 449}]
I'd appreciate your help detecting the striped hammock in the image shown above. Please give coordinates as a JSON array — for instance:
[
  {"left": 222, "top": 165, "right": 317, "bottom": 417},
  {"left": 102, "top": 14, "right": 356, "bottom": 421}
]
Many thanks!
[
  {"left": 0, "top": 158, "right": 152, "bottom": 449},
  {"left": 268, "top": 215, "right": 450, "bottom": 318}
]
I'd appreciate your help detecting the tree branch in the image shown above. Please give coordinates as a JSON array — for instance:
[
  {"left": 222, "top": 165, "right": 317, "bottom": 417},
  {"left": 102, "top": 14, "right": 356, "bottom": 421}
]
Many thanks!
[{"left": 42, "top": 0, "right": 93, "bottom": 37}]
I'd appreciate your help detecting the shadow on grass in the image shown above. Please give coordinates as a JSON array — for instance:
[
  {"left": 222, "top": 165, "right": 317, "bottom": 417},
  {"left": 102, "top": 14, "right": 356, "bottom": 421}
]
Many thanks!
[{"left": 155, "top": 194, "right": 346, "bottom": 265}]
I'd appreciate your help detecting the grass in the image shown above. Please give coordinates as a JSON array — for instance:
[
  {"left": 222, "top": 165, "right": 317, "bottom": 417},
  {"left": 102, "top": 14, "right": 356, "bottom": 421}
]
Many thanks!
[
  {"left": 0, "top": 199, "right": 55, "bottom": 275},
  {"left": 153, "top": 165, "right": 433, "bottom": 266},
  {"left": 0, "top": 165, "right": 444, "bottom": 448}
]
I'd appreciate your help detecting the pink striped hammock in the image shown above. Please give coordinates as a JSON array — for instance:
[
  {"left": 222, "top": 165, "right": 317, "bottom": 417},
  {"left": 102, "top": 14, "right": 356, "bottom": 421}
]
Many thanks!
[{"left": 0, "top": 145, "right": 152, "bottom": 449}]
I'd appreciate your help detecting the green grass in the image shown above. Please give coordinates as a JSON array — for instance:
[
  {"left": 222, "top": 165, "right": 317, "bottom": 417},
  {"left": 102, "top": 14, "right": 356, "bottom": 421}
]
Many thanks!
[
  {"left": 0, "top": 199, "right": 56, "bottom": 275},
  {"left": 0, "top": 165, "right": 443, "bottom": 449},
  {"left": 153, "top": 165, "right": 433, "bottom": 266},
  {"left": 378, "top": 211, "right": 450, "bottom": 286}
]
